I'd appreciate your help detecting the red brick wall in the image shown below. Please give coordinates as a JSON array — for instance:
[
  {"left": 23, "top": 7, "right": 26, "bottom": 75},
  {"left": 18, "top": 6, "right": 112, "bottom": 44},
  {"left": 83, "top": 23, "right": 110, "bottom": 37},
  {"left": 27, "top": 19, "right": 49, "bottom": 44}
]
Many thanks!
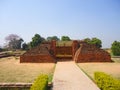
[
  {"left": 74, "top": 43, "right": 112, "bottom": 63},
  {"left": 20, "top": 55, "right": 55, "bottom": 63},
  {"left": 56, "top": 46, "right": 72, "bottom": 55},
  {"left": 50, "top": 40, "right": 56, "bottom": 57},
  {"left": 72, "top": 40, "right": 79, "bottom": 58}
]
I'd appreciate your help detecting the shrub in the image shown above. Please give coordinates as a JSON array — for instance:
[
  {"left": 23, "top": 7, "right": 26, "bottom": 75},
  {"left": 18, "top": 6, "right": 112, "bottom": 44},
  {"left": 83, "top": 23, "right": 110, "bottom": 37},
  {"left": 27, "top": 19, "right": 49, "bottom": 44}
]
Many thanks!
[
  {"left": 111, "top": 41, "right": 120, "bottom": 56},
  {"left": 84, "top": 37, "right": 102, "bottom": 48},
  {"left": 30, "top": 74, "right": 48, "bottom": 90},
  {"left": 94, "top": 72, "right": 120, "bottom": 90}
]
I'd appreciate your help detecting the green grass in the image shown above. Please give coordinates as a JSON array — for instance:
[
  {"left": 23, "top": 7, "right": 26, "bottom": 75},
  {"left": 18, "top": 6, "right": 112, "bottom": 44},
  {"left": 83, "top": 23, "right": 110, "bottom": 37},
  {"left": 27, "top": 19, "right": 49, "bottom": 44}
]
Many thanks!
[
  {"left": 56, "top": 41, "right": 73, "bottom": 46},
  {"left": 48, "top": 74, "right": 53, "bottom": 83}
]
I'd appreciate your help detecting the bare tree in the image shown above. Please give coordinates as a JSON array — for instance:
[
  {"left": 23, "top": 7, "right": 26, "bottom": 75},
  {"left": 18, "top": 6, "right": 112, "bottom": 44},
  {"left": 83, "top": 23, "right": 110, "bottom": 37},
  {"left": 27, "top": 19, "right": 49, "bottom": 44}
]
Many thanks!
[
  {"left": 5, "top": 34, "right": 24, "bottom": 50},
  {"left": 5, "top": 34, "right": 20, "bottom": 42}
]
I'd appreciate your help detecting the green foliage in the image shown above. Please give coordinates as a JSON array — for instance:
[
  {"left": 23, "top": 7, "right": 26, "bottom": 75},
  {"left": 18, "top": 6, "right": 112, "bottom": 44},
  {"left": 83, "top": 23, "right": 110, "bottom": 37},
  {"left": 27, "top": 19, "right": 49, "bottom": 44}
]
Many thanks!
[
  {"left": 84, "top": 37, "right": 102, "bottom": 48},
  {"left": 84, "top": 38, "right": 91, "bottom": 43},
  {"left": 47, "top": 36, "right": 60, "bottom": 41},
  {"left": 111, "top": 41, "right": 120, "bottom": 56},
  {"left": 48, "top": 74, "right": 53, "bottom": 82},
  {"left": 22, "top": 43, "right": 29, "bottom": 50},
  {"left": 30, "top": 74, "right": 48, "bottom": 90},
  {"left": 30, "top": 34, "right": 45, "bottom": 48},
  {"left": 94, "top": 72, "right": 120, "bottom": 90},
  {"left": 61, "top": 36, "right": 71, "bottom": 41},
  {"left": 0, "top": 48, "right": 3, "bottom": 52}
]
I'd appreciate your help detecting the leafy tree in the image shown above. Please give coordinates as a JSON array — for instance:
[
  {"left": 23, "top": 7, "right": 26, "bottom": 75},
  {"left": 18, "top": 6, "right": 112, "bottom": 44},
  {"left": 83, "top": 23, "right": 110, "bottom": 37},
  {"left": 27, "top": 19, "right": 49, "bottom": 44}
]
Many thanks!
[
  {"left": 5, "top": 34, "right": 24, "bottom": 50},
  {"left": 0, "top": 46, "right": 3, "bottom": 52},
  {"left": 30, "top": 34, "right": 45, "bottom": 48},
  {"left": 90, "top": 38, "right": 102, "bottom": 48},
  {"left": 61, "top": 36, "right": 71, "bottom": 41},
  {"left": 22, "top": 43, "right": 29, "bottom": 50},
  {"left": 84, "top": 38, "right": 91, "bottom": 43},
  {"left": 47, "top": 36, "right": 60, "bottom": 41},
  {"left": 84, "top": 37, "right": 102, "bottom": 48},
  {"left": 111, "top": 41, "right": 120, "bottom": 56}
]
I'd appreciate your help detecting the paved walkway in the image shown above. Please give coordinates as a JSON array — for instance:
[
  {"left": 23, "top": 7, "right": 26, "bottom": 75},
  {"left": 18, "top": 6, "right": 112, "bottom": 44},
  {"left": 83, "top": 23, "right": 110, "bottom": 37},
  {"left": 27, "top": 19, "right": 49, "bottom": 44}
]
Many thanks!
[{"left": 52, "top": 61, "right": 100, "bottom": 90}]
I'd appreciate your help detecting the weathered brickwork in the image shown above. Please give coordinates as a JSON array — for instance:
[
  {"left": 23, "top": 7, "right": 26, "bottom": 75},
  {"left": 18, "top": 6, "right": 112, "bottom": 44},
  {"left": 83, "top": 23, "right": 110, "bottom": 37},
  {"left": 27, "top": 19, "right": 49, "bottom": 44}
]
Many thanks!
[
  {"left": 56, "top": 46, "right": 72, "bottom": 56},
  {"left": 20, "top": 55, "right": 55, "bottom": 63},
  {"left": 20, "top": 44, "right": 55, "bottom": 63},
  {"left": 72, "top": 40, "right": 79, "bottom": 58},
  {"left": 74, "top": 42, "right": 112, "bottom": 62},
  {"left": 20, "top": 40, "right": 111, "bottom": 63}
]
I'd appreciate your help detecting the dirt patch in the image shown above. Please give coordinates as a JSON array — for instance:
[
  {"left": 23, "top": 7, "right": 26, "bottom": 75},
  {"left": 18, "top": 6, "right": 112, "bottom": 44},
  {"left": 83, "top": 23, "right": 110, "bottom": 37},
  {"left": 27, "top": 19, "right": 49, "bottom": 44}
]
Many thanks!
[{"left": 0, "top": 56, "right": 55, "bottom": 83}]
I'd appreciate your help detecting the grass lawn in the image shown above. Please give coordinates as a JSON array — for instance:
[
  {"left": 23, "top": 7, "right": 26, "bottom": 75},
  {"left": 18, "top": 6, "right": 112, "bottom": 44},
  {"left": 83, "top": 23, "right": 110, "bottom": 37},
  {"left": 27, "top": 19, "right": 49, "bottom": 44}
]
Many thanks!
[
  {"left": 56, "top": 41, "right": 73, "bottom": 46},
  {"left": 78, "top": 58, "right": 120, "bottom": 80},
  {"left": 0, "top": 56, "right": 55, "bottom": 83}
]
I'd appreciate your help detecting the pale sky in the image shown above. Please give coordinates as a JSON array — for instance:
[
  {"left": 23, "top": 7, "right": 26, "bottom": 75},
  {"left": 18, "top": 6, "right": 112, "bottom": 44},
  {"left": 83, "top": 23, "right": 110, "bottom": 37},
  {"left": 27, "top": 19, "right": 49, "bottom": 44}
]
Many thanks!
[{"left": 0, "top": 0, "right": 120, "bottom": 48}]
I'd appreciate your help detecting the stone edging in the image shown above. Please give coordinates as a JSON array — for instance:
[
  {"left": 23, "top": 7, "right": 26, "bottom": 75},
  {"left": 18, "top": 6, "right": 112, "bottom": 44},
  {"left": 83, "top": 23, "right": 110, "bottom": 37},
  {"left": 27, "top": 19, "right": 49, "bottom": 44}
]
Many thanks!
[
  {"left": 0, "top": 83, "right": 32, "bottom": 88},
  {"left": 0, "top": 82, "right": 53, "bottom": 88}
]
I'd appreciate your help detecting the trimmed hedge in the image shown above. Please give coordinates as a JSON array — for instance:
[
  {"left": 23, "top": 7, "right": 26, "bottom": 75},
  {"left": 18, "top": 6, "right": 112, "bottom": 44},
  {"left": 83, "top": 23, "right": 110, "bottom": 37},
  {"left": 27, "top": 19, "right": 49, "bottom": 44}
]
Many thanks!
[
  {"left": 94, "top": 72, "right": 120, "bottom": 90},
  {"left": 30, "top": 74, "right": 48, "bottom": 90}
]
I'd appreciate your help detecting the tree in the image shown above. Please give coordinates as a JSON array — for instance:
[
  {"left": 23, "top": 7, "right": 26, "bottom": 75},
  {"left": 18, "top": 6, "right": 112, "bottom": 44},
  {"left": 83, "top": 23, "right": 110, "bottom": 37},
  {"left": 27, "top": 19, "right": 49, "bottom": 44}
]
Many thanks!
[
  {"left": 84, "top": 37, "right": 102, "bottom": 48},
  {"left": 61, "top": 36, "right": 71, "bottom": 41},
  {"left": 84, "top": 38, "right": 91, "bottom": 43},
  {"left": 90, "top": 38, "right": 102, "bottom": 48},
  {"left": 5, "top": 34, "right": 24, "bottom": 50},
  {"left": 30, "top": 34, "right": 44, "bottom": 48},
  {"left": 111, "top": 41, "right": 120, "bottom": 56},
  {"left": 0, "top": 46, "right": 2, "bottom": 52},
  {"left": 22, "top": 43, "right": 29, "bottom": 50},
  {"left": 47, "top": 36, "right": 60, "bottom": 41}
]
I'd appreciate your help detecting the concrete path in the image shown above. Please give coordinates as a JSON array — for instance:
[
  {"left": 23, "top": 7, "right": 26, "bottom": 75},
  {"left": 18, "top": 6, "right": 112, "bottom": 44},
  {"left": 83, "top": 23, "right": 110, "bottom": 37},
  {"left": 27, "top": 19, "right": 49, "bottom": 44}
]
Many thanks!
[{"left": 52, "top": 61, "right": 100, "bottom": 90}]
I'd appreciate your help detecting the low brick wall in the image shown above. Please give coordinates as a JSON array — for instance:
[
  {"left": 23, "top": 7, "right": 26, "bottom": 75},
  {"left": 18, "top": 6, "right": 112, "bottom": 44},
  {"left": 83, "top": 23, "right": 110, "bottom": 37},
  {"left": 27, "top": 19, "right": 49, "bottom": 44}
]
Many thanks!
[
  {"left": 0, "top": 83, "right": 32, "bottom": 90},
  {"left": 0, "top": 83, "right": 52, "bottom": 90},
  {"left": 20, "top": 55, "right": 55, "bottom": 63}
]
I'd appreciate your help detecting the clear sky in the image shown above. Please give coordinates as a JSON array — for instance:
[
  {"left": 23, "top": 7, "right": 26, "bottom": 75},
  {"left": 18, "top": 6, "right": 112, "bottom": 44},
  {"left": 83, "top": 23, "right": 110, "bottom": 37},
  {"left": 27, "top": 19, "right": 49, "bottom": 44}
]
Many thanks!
[{"left": 0, "top": 0, "right": 120, "bottom": 48}]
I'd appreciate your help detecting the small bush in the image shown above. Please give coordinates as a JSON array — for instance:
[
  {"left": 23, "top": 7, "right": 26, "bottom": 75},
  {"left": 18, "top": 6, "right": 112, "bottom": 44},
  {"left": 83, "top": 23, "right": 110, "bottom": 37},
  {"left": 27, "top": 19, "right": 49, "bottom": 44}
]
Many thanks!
[
  {"left": 30, "top": 74, "right": 48, "bottom": 90},
  {"left": 111, "top": 41, "right": 120, "bottom": 56},
  {"left": 94, "top": 72, "right": 120, "bottom": 90}
]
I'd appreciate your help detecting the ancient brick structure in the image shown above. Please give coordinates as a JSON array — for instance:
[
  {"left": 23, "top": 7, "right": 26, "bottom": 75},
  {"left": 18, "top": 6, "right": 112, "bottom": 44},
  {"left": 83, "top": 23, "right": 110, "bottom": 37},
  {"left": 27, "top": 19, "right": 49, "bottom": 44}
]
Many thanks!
[
  {"left": 72, "top": 40, "right": 79, "bottom": 58},
  {"left": 74, "top": 41, "right": 112, "bottom": 62},
  {"left": 56, "top": 46, "right": 72, "bottom": 59},
  {"left": 20, "top": 43, "right": 55, "bottom": 63},
  {"left": 20, "top": 40, "right": 112, "bottom": 63},
  {"left": 50, "top": 41, "right": 73, "bottom": 59}
]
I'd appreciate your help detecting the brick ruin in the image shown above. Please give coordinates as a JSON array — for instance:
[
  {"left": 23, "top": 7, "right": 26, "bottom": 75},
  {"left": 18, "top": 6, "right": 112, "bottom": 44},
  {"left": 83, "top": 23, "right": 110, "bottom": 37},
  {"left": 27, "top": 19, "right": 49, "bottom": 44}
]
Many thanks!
[
  {"left": 20, "top": 42, "right": 55, "bottom": 63},
  {"left": 74, "top": 41, "right": 111, "bottom": 63},
  {"left": 20, "top": 40, "right": 112, "bottom": 63}
]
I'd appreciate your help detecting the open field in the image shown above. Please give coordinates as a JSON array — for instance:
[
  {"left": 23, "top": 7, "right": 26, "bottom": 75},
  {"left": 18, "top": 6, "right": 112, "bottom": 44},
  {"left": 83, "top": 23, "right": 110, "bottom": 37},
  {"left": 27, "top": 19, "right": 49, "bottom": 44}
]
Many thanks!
[
  {"left": 78, "top": 59, "right": 120, "bottom": 80},
  {"left": 0, "top": 56, "right": 55, "bottom": 83}
]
